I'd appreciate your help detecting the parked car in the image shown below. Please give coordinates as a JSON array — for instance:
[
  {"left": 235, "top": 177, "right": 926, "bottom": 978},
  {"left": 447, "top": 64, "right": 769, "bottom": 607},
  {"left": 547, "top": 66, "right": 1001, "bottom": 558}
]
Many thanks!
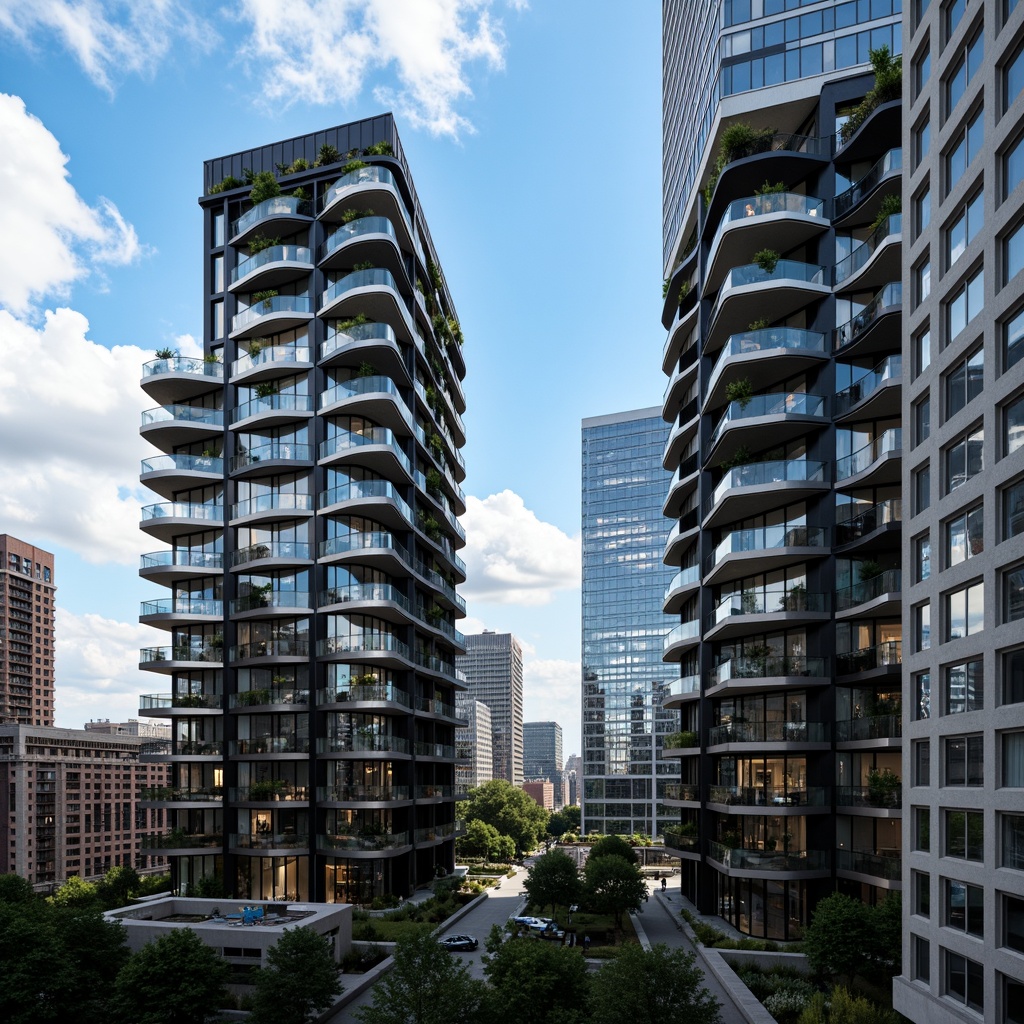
[
  {"left": 511, "top": 915, "right": 545, "bottom": 929},
  {"left": 441, "top": 934, "right": 479, "bottom": 952},
  {"left": 538, "top": 923, "right": 566, "bottom": 941}
]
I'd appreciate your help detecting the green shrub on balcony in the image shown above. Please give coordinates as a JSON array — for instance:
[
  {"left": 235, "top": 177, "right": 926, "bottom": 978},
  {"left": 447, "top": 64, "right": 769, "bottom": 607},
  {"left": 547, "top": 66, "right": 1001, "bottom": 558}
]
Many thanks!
[
  {"left": 249, "top": 170, "right": 281, "bottom": 205},
  {"left": 754, "top": 180, "right": 786, "bottom": 195},
  {"left": 678, "top": 280, "right": 691, "bottom": 306},
  {"left": 702, "top": 123, "right": 778, "bottom": 205},
  {"left": 251, "top": 289, "right": 278, "bottom": 311},
  {"left": 254, "top": 382, "right": 278, "bottom": 399},
  {"left": 335, "top": 313, "right": 369, "bottom": 332},
  {"left": 870, "top": 191, "right": 902, "bottom": 234},
  {"left": 248, "top": 778, "right": 286, "bottom": 800},
  {"left": 363, "top": 140, "right": 394, "bottom": 156},
  {"left": 357, "top": 361, "right": 377, "bottom": 378},
  {"left": 840, "top": 45, "right": 902, "bottom": 142},
  {"left": 720, "top": 445, "right": 754, "bottom": 470},
  {"left": 238, "top": 688, "right": 272, "bottom": 707},
  {"left": 315, "top": 143, "right": 340, "bottom": 167},
  {"left": 748, "top": 317, "right": 770, "bottom": 331},
  {"left": 340, "top": 207, "right": 373, "bottom": 223},
  {"left": 426, "top": 468, "right": 443, "bottom": 498},
  {"left": 208, "top": 174, "right": 245, "bottom": 194},
  {"left": 725, "top": 377, "right": 754, "bottom": 409},
  {"left": 339, "top": 158, "right": 368, "bottom": 177},
  {"left": 154, "top": 346, "right": 176, "bottom": 359},
  {"left": 753, "top": 248, "right": 780, "bottom": 274},
  {"left": 867, "top": 768, "right": 900, "bottom": 807},
  {"left": 248, "top": 234, "right": 280, "bottom": 256},
  {"left": 277, "top": 157, "right": 310, "bottom": 175},
  {"left": 665, "top": 730, "right": 698, "bottom": 748},
  {"left": 353, "top": 260, "right": 375, "bottom": 272}
]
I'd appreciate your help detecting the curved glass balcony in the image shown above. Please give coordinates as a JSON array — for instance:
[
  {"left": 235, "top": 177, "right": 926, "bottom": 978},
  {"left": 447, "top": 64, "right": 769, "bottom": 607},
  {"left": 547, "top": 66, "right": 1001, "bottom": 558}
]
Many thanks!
[
  {"left": 232, "top": 345, "right": 311, "bottom": 377},
  {"left": 320, "top": 375, "right": 406, "bottom": 411},
  {"left": 704, "top": 460, "right": 828, "bottom": 519},
  {"left": 833, "top": 283, "right": 902, "bottom": 351},
  {"left": 232, "top": 295, "right": 312, "bottom": 334},
  {"left": 230, "top": 687, "right": 309, "bottom": 708},
  {"left": 140, "top": 550, "right": 224, "bottom": 572},
  {"left": 320, "top": 427, "right": 411, "bottom": 475},
  {"left": 231, "top": 493, "right": 313, "bottom": 519},
  {"left": 836, "top": 497, "right": 902, "bottom": 545},
  {"left": 663, "top": 619, "right": 700, "bottom": 654},
  {"left": 710, "top": 261, "right": 826, "bottom": 323},
  {"left": 318, "top": 784, "right": 410, "bottom": 802},
  {"left": 321, "top": 322, "right": 398, "bottom": 361},
  {"left": 834, "top": 149, "right": 902, "bottom": 219},
  {"left": 139, "top": 693, "right": 222, "bottom": 712},
  {"left": 320, "top": 166, "right": 399, "bottom": 212},
  {"left": 230, "top": 442, "right": 313, "bottom": 472},
  {"left": 231, "top": 784, "right": 310, "bottom": 801},
  {"left": 318, "top": 831, "right": 410, "bottom": 852},
  {"left": 318, "top": 683, "right": 412, "bottom": 707},
  {"left": 835, "top": 715, "right": 902, "bottom": 742},
  {"left": 836, "top": 429, "right": 902, "bottom": 481},
  {"left": 718, "top": 192, "right": 824, "bottom": 231},
  {"left": 707, "top": 525, "right": 828, "bottom": 572},
  {"left": 710, "top": 327, "right": 824, "bottom": 379},
  {"left": 321, "top": 268, "right": 398, "bottom": 310},
  {"left": 709, "top": 844, "right": 828, "bottom": 871},
  {"left": 141, "top": 831, "right": 224, "bottom": 850},
  {"left": 229, "top": 591, "right": 311, "bottom": 614},
  {"left": 319, "top": 582, "right": 411, "bottom": 613},
  {"left": 231, "top": 832, "right": 309, "bottom": 850},
  {"left": 834, "top": 214, "right": 902, "bottom": 285},
  {"left": 708, "top": 590, "right": 827, "bottom": 628},
  {"left": 317, "top": 633, "right": 411, "bottom": 659},
  {"left": 320, "top": 479, "right": 412, "bottom": 522},
  {"left": 836, "top": 786, "right": 902, "bottom": 809},
  {"left": 836, "top": 569, "right": 901, "bottom": 611},
  {"left": 231, "top": 245, "right": 312, "bottom": 284},
  {"left": 664, "top": 566, "right": 700, "bottom": 602},
  {"left": 320, "top": 530, "right": 409, "bottom": 561},
  {"left": 142, "top": 355, "right": 223, "bottom": 381},
  {"left": 230, "top": 639, "right": 310, "bottom": 660},
  {"left": 665, "top": 676, "right": 701, "bottom": 704},
  {"left": 317, "top": 732, "right": 409, "bottom": 755},
  {"left": 834, "top": 354, "right": 902, "bottom": 417},
  {"left": 709, "top": 785, "right": 828, "bottom": 807},
  {"left": 834, "top": 849, "right": 901, "bottom": 880},
  {"left": 663, "top": 782, "right": 700, "bottom": 802},
  {"left": 231, "top": 195, "right": 311, "bottom": 238},
  {"left": 318, "top": 217, "right": 397, "bottom": 262},
  {"left": 141, "top": 454, "right": 223, "bottom": 476},
  {"left": 230, "top": 541, "right": 311, "bottom": 566},
  {"left": 709, "top": 393, "right": 826, "bottom": 450},
  {"left": 710, "top": 655, "right": 827, "bottom": 686},
  {"left": 140, "top": 598, "right": 223, "bottom": 617},
  {"left": 837, "top": 640, "right": 902, "bottom": 675},
  {"left": 141, "top": 644, "right": 223, "bottom": 664},
  {"left": 232, "top": 393, "right": 314, "bottom": 424},
  {"left": 141, "top": 502, "right": 222, "bottom": 525},
  {"left": 230, "top": 736, "right": 310, "bottom": 755},
  {"left": 708, "top": 721, "right": 829, "bottom": 744}
]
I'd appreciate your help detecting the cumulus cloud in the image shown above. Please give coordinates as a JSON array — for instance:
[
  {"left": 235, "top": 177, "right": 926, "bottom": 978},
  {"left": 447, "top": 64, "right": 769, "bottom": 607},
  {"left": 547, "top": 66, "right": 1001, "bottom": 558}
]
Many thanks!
[
  {"left": 0, "top": 307, "right": 154, "bottom": 564},
  {"left": 54, "top": 609, "right": 163, "bottom": 729},
  {"left": 236, "top": 0, "right": 525, "bottom": 137},
  {"left": 0, "top": 94, "right": 145, "bottom": 315},
  {"left": 524, "top": 657, "right": 581, "bottom": 753},
  {"left": 0, "top": 0, "right": 213, "bottom": 93},
  {"left": 460, "top": 490, "right": 580, "bottom": 605}
]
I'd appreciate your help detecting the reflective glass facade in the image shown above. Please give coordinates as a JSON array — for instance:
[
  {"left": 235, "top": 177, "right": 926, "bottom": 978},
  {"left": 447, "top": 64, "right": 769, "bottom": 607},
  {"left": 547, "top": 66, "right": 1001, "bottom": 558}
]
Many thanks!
[{"left": 582, "top": 409, "right": 678, "bottom": 837}]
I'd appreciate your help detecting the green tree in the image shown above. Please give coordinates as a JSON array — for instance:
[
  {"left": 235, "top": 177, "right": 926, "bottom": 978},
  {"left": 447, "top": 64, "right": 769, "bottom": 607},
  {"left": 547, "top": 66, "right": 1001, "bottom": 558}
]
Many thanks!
[
  {"left": 868, "top": 892, "right": 902, "bottom": 981},
  {"left": 586, "top": 834, "right": 637, "bottom": 864},
  {"left": 802, "top": 892, "right": 873, "bottom": 986},
  {"left": 48, "top": 874, "right": 101, "bottom": 910},
  {"left": 483, "top": 936, "right": 590, "bottom": 1024},
  {"left": 462, "top": 779, "right": 549, "bottom": 857},
  {"left": 458, "top": 818, "right": 504, "bottom": 860},
  {"left": 113, "top": 927, "right": 229, "bottom": 1024},
  {"left": 523, "top": 850, "right": 582, "bottom": 915},
  {"left": 97, "top": 865, "right": 142, "bottom": 909},
  {"left": 357, "top": 933, "right": 484, "bottom": 1024},
  {"left": 0, "top": 873, "right": 36, "bottom": 904},
  {"left": 249, "top": 170, "right": 282, "bottom": 205},
  {"left": 249, "top": 926, "right": 343, "bottom": 1024},
  {"left": 547, "top": 806, "right": 581, "bottom": 838},
  {"left": 588, "top": 943, "right": 721, "bottom": 1024},
  {"left": 583, "top": 854, "right": 646, "bottom": 931}
]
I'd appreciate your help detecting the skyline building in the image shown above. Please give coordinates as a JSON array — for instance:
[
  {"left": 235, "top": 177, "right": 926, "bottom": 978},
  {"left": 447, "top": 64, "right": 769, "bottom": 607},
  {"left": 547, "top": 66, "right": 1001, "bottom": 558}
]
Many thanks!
[
  {"left": 456, "top": 632, "right": 524, "bottom": 786},
  {"left": 136, "top": 114, "right": 468, "bottom": 904},
  {"left": 893, "top": 2, "right": 1024, "bottom": 1021},
  {"left": 524, "top": 720, "right": 563, "bottom": 781},
  {"left": 0, "top": 535, "right": 56, "bottom": 726},
  {"left": 455, "top": 693, "right": 493, "bottom": 791},
  {"left": 660, "top": 1, "right": 904, "bottom": 939},
  {"left": 582, "top": 408, "right": 678, "bottom": 838}
]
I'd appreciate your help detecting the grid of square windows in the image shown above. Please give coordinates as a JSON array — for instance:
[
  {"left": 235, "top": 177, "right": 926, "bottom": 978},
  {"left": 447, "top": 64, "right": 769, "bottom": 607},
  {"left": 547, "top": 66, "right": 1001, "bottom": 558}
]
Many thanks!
[
  {"left": 914, "top": 392, "right": 932, "bottom": 445},
  {"left": 916, "top": 670, "right": 932, "bottom": 719},
  {"left": 915, "top": 738, "right": 931, "bottom": 784},
  {"left": 1003, "top": 730, "right": 1024, "bottom": 786},
  {"left": 1007, "top": 221, "right": 1024, "bottom": 283},
  {"left": 1005, "top": 131, "right": 1024, "bottom": 198},
  {"left": 1004, "top": 813, "right": 1024, "bottom": 869},
  {"left": 915, "top": 805, "right": 932, "bottom": 850},
  {"left": 1004, "top": 648, "right": 1024, "bottom": 705},
  {"left": 915, "top": 531, "right": 932, "bottom": 580},
  {"left": 914, "top": 870, "right": 930, "bottom": 917}
]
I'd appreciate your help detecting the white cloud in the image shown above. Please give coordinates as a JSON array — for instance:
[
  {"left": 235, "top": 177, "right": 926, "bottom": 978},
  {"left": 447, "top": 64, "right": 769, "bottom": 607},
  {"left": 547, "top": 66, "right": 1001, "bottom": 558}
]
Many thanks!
[
  {"left": 0, "top": 94, "right": 145, "bottom": 315},
  {"left": 0, "top": 307, "right": 154, "bottom": 564},
  {"left": 460, "top": 490, "right": 580, "bottom": 605},
  {"left": 524, "top": 657, "right": 580, "bottom": 754},
  {"left": 54, "top": 609, "right": 163, "bottom": 729},
  {"left": 236, "top": 0, "right": 525, "bottom": 137},
  {"left": 0, "top": 1, "right": 213, "bottom": 93}
]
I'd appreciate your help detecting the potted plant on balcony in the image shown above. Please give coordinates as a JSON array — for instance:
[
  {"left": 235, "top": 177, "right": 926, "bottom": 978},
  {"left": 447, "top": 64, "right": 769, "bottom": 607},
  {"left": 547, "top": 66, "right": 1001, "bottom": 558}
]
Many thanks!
[
  {"left": 859, "top": 559, "right": 883, "bottom": 581},
  {"left": 725, "top": 378, "right": 754, "bottom": 409},
  {"left": 753, "top": 248, "right": 780, "bottom": 274},
  {"left": 356, "top": 361, "right": 377, "bottom": 378},
  {"left": 744, "top": 642, "right": 773, "bottom": 675},
  {"left": 248, "top": 234, "right": 280, "bottom": 256},
  {"left": 870, "top": 192, "right": 902, "bottom": 234},
  {"left": 867, "top": 767, "right": 901, "bottom": 807},
  {"left": 252, "top": 289, "right": 278, "bottom": 312},
  {"left": 155, "top": 347, "right": 176, "bottom": 360},
  {"left": 249, "top": 170, "right": 281, "bottom": 205},
  {"left": 783, "top": 582, "right": 807, "bottom": 611}
]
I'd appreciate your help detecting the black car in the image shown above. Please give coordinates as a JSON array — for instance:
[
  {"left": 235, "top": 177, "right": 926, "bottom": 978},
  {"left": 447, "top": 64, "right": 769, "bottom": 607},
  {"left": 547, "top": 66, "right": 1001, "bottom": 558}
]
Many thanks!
[{"left": 441, "top": 934, "right": 479, "bottom": 951}]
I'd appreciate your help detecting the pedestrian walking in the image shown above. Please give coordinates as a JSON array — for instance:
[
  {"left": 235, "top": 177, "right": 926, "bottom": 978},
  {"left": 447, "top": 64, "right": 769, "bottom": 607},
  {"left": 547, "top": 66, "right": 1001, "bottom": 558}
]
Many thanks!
[
  {"left": 661, "top": 877, "right": 667, "bottom": 893},
  {"left": 583, "top": 934, "right": 591, "bottom": 953}
]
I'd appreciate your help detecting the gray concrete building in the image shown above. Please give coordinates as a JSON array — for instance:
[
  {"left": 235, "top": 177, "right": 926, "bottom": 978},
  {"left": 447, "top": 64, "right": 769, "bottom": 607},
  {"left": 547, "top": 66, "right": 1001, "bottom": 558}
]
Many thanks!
[
  {"left": 524, "top": 720, "right": 563, "bottom": 781},
  {"left": 455, "top": 694, "right": 492, "bottom": 791}
]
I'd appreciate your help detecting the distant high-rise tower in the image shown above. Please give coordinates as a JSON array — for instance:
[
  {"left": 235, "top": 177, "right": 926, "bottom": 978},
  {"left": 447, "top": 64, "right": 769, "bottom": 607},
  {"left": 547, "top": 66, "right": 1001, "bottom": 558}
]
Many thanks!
[
  {"left": 581, "top": 408, "right": 678, "bottom": 838},
  {"left": 455, "top": 694, "right": 492, "bottom": 791},
  {"left": 0, "top": 536, "right": 56, "bottom": 726},
  {"left": 457, "top": 632, "right": 523, "bottom": 785},
  {"left": 524, "top": 721, "right": 563, "bottom": 781}
]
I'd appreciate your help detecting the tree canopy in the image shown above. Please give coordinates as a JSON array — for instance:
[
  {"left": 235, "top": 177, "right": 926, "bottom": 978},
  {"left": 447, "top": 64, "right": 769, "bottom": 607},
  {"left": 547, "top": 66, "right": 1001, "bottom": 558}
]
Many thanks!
[
  {"left": 458, "top": 818, "right": 515, "bottom": 862},
  {"left": 801, "top": 892, "right": 874, "bottom": 986},
  {"left": 249, "top": 926, "right": 343, "bottom": 1024},
  {"left": 483, "top": 934, "right": 590, "bottom": 1024},
  {"left": 522, "top": 850, "right": 582, "bottom": 915},
  {"left": 461, "top": 780, "right": 549, "bottom": 856},
  {"left": 586, "top": 834, "right": 637, "bottom": 864},
  {"left": 547, "top": 806, "right": 581, "bottom": 838},
  {"left": 583, "top": 854, "right": 647, "bottom": 930},
  {"left": 588, "top": 943, "right": 721, "bottom": 1024},
  {"left": 357, "top": 933, "right": 484, "bottom": 1024}
]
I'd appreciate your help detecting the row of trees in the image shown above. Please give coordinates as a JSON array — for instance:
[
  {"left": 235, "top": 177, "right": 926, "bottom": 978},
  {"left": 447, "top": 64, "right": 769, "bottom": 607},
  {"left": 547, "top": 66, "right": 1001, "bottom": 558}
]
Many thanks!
[
  {"left": 359, "top": 932, "right": 721, "bottom": 1024},
  {"left": 0, "top": 873, "right": 340, "bottom": 1024}
]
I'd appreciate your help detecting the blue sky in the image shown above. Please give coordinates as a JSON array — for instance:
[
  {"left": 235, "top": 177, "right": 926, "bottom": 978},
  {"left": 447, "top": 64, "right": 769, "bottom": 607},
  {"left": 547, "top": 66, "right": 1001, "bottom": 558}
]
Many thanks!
[{"left": 0, "top": 0, "right": 664, "bottom": 755}]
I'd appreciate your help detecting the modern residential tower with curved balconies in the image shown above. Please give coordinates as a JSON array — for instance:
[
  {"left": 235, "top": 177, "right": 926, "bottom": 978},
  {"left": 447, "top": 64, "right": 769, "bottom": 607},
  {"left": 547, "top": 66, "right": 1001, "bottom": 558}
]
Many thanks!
[
  {"left": 661, "top": 1, "right": 903, "bottom": 941},
  {"left": 137, "top": 115, "right": 467, "bottom": 905}
]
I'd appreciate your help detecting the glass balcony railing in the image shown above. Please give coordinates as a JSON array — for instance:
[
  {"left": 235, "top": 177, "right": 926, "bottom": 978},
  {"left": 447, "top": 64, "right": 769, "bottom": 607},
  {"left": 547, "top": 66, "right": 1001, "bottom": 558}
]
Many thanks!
[
  {"left": 141, "top": 454, "right": 223, "bottom": 476},
  {"left": 318, "top": 216, "right": 396, "bottom": 262},
  {"left": 663, "top": 827, "right": 700, "bottom": 850},
  {"left": 229, "top": 591, "right": 311, "bottom": 614},
  {"left": 664, "top": 620, "right": 700, "bottom": 652},
  {"left": 708, "top": 721, "right": 829, "bottom": 744},
  {"left": 230, "top": 736, "right": 310, "bottom": 755},
  {"left": 232, "top": 393, "right": 314, "bottom": 423},
  {"left": 704, "top": 461, "right": 827, "bottom": 518},
  {"left": 835, "top": 848, "right": 902, "bottom": 879},
  {"left": 320, "top": 530, "right": 407, "bottom": 561},
  {"left": 231, "top": 245, "right": 312, "bottom": 284},
  {"left": 232, "top": 296, "right": 312, "bottom": 333},
  {"left": 321, "top": 322, "right": 398, "bottom": 361},
  {"left": 318, "top": 582, "right": 411, "bottom": 613},
  {"left": 231, "top": 493, "right": 313, "bottom": 519},
  {"left": 317, "top": 784, "right": 410, "bottom": 802},
  {"left": 318, "top": 831, "right": 410, "bottom": 852},
  {"left": 232, "top": 832, "right": 309, "bottom": 850},
  {"left": 140, "top": 644, "right": 223, "bottom": 664},
  {"left": 708, "top": 590, "right": 827, "bottom": 627},
  {"left": 230, "top": 442, "right": 312, "bottom": 471},
  {"left": 834, "top": 354, "right": 902, "bottom": 416},
  {"left": 140, "top": 598, "right": 222, "bottom": 617},
  {"left": 663, "top": 782, "right": 700, "bottom": 801},
  {"left": 835, "top": 715, "right": 902, "bottom": 742},
  {"left": 232, "top": 345, "right": 310, "bottom": 377},
  {"left": 229, "top": 541, "right": 311, "bottom": 566},
  {"left": 717, "top": 192, "right": 825, "bottom": 235},
  {"left": 320, "top": 479, "right": 412, "bottom": 522},
  {"left": 141, "top": 405, "right": 223, "bottom": 428},
  {"left": 320, "top": 375, "right": 408, "bottom": 414},
  {"left": 835, "top": 497, "right": 902, "bottom": 544},
  {"left": 835, "top": 569, "right": 901, "bottom": 611},
  {"left": 230, "top": 688, "right": 309, "bottom": 708},
  {"left": 231, "top": 195, "right": 311, "bottom": 238},
  {"left": 318, "top": 684, "right": 411, "bottom": 707},
  {"left": 711, "top": 655, "right": 827, "bottom": 685},
  {"left": 666, "top": 675, "right": 701, "bottom": 700},
  {"left": 709, "top": 393, "right": 826, "bottom": 450},
  {"left": 317, "top": 633, "right": 410, "bottom": 660},
  {"left": 139, "top": 693, "right": 222, "bottom": 711},
  {"left": 141, "top": 831, "right": 223, "bottom": 850},
  {"left": 706, "top": 525, "right": 827, "bottom": 572},
  {"left": 230, "top": 639, "right": 310, "bottom": 660},
  {"left": 713, "top": 261, "right": 826, "bottom": 316},
  {"left": 836, "top": 785, "right": 903, "bottom": 809},
  {"left": 709, "top": 785, "right": 828, "bottom": 807},
  {"left": 317, "top": 733, "right": 410, "bottom": 754},
  {"left": 708, "top": 843, "right": 828, "bottom": 871},
  {"left": 320, "top": 428, "right": 411, "bottom": 474},
  {"left": 834, "top": 214, "right": 902, "bottom": 284},
  {"left": 836, "top": 640, "right": 902, "bottom": 675},
  {"left": 833, "top": 282, "right": 902, "bottom": 351},
  {"left": 142, "top": 355, "right": 223, "bottom": 381},
  {"left": 140, "top": 549, "right": 223, "bottom": 571},
  {"left": 836, "top": 429, "right": 901, "bottom": 480},
  {"left": 710, "top": 328, "right": 824, "bottom": 383},
  {"left": 321, "top": 268, "right": 399, "bottom": 309},
  {"left": 319, "top": 165, "right": 399, "bottom": 213},
  {"left": 664, "top": 566, "right": 700, "bottom": 600},
  {"left": 834, "top": 148, "right": 902, "bottom": 219},
  {"left": 141, "top": 785, "right": 223, "bottom": 801},
  {"left": 416, "top": 742, "right": 456, "bottom": 759}
]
